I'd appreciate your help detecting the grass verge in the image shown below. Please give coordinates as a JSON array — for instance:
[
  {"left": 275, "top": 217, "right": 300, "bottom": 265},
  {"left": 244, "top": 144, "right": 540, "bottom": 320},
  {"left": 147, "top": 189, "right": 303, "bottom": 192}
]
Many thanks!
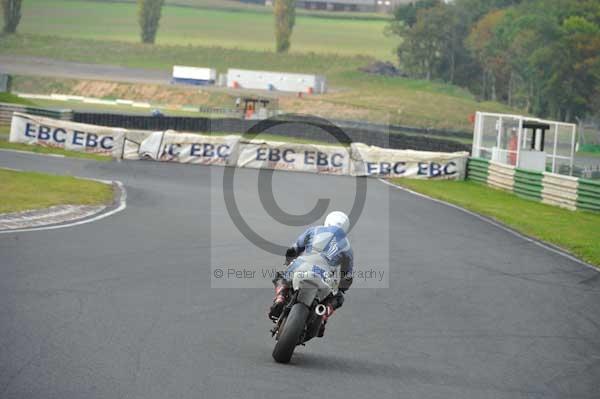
[
  {"left": 390, "top": 178, "right": 600, "bottom": 267},
  {"left": 0, "top": 92, "right": 36, "bottom": 106},
  {"left": 0, "top": 168, "right": 113, "bottom": 214}
]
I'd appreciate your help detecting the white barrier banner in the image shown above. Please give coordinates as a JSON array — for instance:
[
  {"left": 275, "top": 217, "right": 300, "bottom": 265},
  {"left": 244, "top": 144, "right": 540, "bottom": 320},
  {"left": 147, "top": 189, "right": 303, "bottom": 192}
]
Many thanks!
[
  {"left": 124, "top": 130, "right": 240, "bottom": 166},
  {"left": 236, "top": 140, "right": 351, "bottom": 175},
  {"left": 121, "top": 130, "right": 154, "bottom": 160},
  {"left": 9, "top": 112, "right": 125, "bottom": 157},
  {"left": 9, "top": 114, "right": 469, "bottom": 180},
  {"left": 351, "top": 143, "right": 468, "bottom": 179}
]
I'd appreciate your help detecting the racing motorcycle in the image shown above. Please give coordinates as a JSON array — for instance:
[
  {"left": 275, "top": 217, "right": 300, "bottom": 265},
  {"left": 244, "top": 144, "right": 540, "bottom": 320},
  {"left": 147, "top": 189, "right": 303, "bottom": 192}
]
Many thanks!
[{"left": 270, "top": 253, "right": 340, "bottom": 363}]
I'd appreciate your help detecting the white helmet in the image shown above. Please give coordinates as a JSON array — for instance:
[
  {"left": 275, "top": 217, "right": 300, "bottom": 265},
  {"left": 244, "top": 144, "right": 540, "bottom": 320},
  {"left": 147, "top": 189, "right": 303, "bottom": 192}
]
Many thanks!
[{"left": 324, "top": 211, "right": 350, "bottom": 234}]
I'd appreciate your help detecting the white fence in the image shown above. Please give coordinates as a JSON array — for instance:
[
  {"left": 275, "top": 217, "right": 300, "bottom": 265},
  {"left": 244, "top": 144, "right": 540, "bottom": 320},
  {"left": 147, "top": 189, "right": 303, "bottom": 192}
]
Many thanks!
[{"left": 472, "top": 112, "right": 577, "bottom": 175}]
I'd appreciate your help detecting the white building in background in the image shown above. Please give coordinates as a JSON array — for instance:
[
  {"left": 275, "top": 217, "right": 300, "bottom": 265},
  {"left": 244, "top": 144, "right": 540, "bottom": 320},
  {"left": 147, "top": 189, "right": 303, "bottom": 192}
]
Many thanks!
[
  {"left": 227, "top": 69, "right": 327, "bottom": 94},
  {"left": 171, "top": 66, "right": 217, "bottom": 86},
  {"left": 265, "top": 0, "right": 413, "bottom": 13}
]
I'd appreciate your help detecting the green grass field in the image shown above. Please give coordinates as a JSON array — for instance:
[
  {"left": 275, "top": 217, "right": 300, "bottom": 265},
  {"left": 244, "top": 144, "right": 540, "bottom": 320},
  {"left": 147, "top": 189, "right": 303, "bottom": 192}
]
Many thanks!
[
  {"left": 10, "top": 0, "right": 396, "bottom": 59},
  {"left": 0, "top": 168, "right": 114, "bottom": 213},
  {"left": 391, "top": 178, "right": 600, "bottom": 267}
]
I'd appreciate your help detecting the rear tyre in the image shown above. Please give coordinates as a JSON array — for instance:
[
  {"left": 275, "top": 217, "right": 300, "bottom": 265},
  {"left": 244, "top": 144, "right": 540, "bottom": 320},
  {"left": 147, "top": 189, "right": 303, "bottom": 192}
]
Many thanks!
[{"left": 272, "top": 303, "right": 309, "bottom": 363}]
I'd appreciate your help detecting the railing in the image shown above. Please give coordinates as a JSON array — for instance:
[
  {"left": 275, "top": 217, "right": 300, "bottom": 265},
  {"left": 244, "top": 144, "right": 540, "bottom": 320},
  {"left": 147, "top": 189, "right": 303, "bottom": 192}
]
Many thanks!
[{"left": 72, "top": 112, "right": 471, "bottom": 153}]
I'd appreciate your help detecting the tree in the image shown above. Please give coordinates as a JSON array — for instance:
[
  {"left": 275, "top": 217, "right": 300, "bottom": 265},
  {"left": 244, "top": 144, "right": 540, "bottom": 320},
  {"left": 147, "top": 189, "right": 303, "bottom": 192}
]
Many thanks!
[
  {"left": 392, "top": 0, "right": 440, "bottom": 28},
  {"left": 493, "top": 8, "right": 559, "bottom": 111},
  {"left": 465, "top": 9, "right": 509, "bottom": 101},
  {"left": 396, "top": 5, "right": 451, "bottom": 80},
  {"left": 137, "top": 0, "right": 164, "bottom": 44},
  {"left": 536, "top": 16, "right": 600, "bottom": 120},
  {"left": 491, "top": 2, "right": 600, "bottom": 120},
  {"left": 2, "top": 0, "right": 23, "bottom": 34},
  {"left": 387, "top": 0, "right": 600, "bottom": 121},
  {"left": 388, "top": 1, "right": 477, "bottom": 84},
  {"left": 274, "top": 0, "right": 296, "bottom": 53}
]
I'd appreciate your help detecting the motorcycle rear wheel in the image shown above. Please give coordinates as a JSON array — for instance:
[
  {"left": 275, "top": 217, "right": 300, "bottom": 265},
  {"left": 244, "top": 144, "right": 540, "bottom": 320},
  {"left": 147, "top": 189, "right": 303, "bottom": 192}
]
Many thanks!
[{"left": 272, "top": 303, "right": 309, "bottom": 363}]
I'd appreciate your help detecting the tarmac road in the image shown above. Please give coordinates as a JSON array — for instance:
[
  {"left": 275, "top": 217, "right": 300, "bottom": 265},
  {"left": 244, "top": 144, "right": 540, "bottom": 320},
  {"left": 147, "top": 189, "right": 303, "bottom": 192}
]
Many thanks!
[
  {"left": 0, "top": 55, "right": 292, "bottom": 98},
  {"left": 0, "top": 55, "right": 172, "bottom": 86},
  {"left": 0, "top": 152, "right": 599, "bottom": 399}
]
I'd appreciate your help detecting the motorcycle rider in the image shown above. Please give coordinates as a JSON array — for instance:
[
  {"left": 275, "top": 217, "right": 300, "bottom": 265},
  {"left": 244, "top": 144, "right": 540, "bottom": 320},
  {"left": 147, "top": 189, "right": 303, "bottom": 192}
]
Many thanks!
[{"left": 268, "top": 211, "right": 354, "bottom": 337}]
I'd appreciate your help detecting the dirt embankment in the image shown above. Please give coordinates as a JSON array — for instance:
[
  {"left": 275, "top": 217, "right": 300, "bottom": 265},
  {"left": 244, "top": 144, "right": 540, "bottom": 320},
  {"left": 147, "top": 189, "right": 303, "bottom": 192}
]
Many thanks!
[
  {"left": 278, "top": 97, "right": 384, "bottom": 122},
  {"left": 13, "top": 76, "right": 234, "bottom": 108},
  {"left": 12, "top": 75, "right": 384, "bottom": 123}
]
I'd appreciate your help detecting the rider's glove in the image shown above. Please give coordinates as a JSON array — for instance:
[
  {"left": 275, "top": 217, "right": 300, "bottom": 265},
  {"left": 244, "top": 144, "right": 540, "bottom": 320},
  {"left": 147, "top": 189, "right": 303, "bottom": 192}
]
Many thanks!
[
  {"left": 284, "top": 247, "right": 298, "bottom": 265},
  {"left": 328, "top": 291, "right": 345, "bottom": 310}
]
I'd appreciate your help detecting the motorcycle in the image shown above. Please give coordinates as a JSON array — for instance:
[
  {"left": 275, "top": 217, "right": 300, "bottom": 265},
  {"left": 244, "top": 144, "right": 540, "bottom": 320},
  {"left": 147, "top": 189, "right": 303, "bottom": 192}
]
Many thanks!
[{"left": 270, "top": 253, "right": 340, "bottom": 363}]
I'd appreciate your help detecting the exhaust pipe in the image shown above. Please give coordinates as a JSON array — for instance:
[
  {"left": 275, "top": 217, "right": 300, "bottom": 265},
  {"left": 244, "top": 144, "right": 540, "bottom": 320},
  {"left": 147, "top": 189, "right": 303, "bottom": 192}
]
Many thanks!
[{"left": 315, "top": 304, "right": 327, "bottom": 316}]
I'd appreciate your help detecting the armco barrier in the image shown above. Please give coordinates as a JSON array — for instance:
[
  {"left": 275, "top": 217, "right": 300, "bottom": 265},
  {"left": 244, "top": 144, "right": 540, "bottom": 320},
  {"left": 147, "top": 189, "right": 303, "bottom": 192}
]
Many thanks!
[
  {"left": 328, "top": 118, "right": 472, "bottom": 140},
  {"left": 73, "top": 112, "right": 211, "bottom": 132},
  {"left": 466, "top": 157, "right": 600, "bottom": 212},
  {"left": 72, "top": 113, "right": 470, "bottom": 153},
  {"left": 0, "top": 102, "right": 72, "bottom": 125}
]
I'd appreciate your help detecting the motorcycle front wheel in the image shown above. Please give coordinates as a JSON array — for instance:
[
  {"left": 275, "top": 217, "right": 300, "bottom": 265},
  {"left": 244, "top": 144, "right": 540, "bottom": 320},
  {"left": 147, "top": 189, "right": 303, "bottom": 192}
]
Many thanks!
[{"left": 272, "top": 303, "right": 309, "bottom": 363}]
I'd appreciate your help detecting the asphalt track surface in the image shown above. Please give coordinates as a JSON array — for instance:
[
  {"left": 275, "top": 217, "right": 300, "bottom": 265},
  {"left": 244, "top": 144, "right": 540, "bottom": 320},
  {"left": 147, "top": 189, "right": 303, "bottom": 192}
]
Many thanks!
[
  {"left": 1, "top": 152, "right": 599, "bottom": 399},
  {"left": 0, "top": 56, "right": 172, "bottom": 86}
]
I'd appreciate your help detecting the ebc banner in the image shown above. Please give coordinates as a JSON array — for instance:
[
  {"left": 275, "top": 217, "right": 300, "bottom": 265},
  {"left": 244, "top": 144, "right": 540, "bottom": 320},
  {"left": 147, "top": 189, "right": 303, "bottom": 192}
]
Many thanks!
[
  {"left": 10, "top": 113, "right": 125, "bottom": 157},
  {"left": 128, "top": 130, "right": 240, "bottom": 165},
  {"left": 351, "top": 143, "right": 468, "bottom": 179},
  {"left": 236, "top": 140, "right": 351, "bottom": 175}
]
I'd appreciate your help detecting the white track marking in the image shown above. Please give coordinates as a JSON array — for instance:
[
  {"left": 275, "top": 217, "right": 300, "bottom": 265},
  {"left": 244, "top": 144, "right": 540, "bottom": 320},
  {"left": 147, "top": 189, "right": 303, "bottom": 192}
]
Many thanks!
[
  {"left": 0, "top": 175, "right": 127, "bottom": 234},
  {"left": 378, "top": 178, "right": 598, "bottom": 272}
]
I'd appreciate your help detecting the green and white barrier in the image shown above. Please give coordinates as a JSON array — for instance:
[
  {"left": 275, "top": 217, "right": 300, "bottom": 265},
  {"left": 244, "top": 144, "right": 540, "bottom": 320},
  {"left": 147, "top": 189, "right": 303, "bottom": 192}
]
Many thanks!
[
  {"left": 467, "top": 158, "right": 600, "bottom": 212},
  {"left": 577, "top": 179, "right": 600, "bottom": 212}
]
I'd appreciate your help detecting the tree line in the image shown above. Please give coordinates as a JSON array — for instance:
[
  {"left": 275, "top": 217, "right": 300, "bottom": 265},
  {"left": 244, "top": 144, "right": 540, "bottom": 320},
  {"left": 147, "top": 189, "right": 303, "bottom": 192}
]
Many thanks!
[{"left": 387, "top": 0, "right": 600, "bottom": 122}]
